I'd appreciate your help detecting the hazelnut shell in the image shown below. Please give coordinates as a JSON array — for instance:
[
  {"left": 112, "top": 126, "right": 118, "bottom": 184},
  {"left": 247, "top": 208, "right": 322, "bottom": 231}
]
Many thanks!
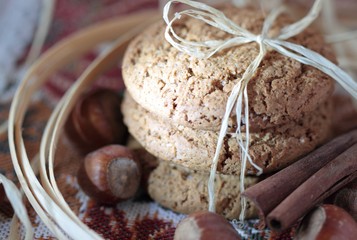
[
  {"left": 65, "top": 89, "right": 128, "bottom": 153},
  {"left": 296, "top": 204, "right": 357, "bottom": 240},
  {"left": 174, "top": 211, "right": 240, "bottom": 240},
  {"left": 77, "top": 145, "right": 141, "bottom": 204}
]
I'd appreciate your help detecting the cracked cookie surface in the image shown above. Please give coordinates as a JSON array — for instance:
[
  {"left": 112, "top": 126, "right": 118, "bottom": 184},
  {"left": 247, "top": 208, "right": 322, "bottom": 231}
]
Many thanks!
[
  {"left": 148, "top": 161, "right": 258, "bottom": 219},
  {"left": 122, "top": 5, "right": 335, "bottom": 131},
  {"left": 122, "top": 93, "right": 332, "bottom": 175}
]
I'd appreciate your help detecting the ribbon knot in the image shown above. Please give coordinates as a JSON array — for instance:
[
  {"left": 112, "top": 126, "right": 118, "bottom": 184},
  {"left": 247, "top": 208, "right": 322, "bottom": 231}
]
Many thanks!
[
  {"left": 174, "top": 12, "right": 182, "bottom": 19},
  {"left": 255, "top": 35, "right": 265, "bottom": 46},
  {"left": 163, "top": 0, "right": 357, "bottom": 221}
]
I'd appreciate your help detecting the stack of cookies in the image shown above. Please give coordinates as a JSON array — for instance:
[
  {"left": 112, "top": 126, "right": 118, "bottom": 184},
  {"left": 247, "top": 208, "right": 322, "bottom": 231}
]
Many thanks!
[{"left": 121, "top": 5, "right": 335, "bottom": 219}]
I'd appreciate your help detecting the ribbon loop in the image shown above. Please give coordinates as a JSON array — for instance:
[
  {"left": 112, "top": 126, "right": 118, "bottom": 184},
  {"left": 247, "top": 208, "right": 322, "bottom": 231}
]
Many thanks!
[
  {"left": 261, "top": 6, "right": 286, "bottom": 39},
  {"left": 278, "top": 0, "right": 323, "bottom": 40}
]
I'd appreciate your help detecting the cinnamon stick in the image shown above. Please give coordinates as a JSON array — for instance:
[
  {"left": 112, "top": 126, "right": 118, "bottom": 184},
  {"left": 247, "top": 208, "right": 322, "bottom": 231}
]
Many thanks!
[
  {"left": 242, "top": 129, "right": 357, "bottom": 226},
  {"left": 267, "top": 143, "right": 357, "bottom": 231}
]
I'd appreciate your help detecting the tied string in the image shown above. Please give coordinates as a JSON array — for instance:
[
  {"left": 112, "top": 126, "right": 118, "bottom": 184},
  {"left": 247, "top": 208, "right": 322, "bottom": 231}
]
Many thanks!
[{"left": 163, "top": 0, "right": 357, "bottom": 221}]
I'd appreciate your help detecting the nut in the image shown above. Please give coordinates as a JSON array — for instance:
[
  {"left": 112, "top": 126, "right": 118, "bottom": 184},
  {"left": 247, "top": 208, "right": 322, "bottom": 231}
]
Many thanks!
[
  {"left": 296, "top": 204, "right": 357, "bottom": 240},
  {"left": 77, "top": 145, "right": 141, "bottom": 204},
  {"left": 174, "top": 211, "right": 241, "bottom": 240},
  {"left": 65, "top": 89, "right": 128, "bottom": 153}
]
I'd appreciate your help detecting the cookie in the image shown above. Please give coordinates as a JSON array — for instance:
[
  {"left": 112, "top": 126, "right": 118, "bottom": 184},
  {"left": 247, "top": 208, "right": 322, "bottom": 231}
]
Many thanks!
[
  {"left": 148, "top": 161, "right": 259, "bottom": 220},
  {"left": 122, "top": 93, "right": 332, "bottom": 175},
  {"left": 122, "top": 5, "right": 335, "bottom": 132}
]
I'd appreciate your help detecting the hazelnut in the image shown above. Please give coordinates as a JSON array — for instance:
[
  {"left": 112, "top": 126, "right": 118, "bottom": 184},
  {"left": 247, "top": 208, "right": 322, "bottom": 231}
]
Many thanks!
[
  {"left": 65, "top": 89, "right": 128, "bottom": 153},
  {"left": 174, "top": 211, "right": 241, "bottom": 240},
  {"left": 296, "top": 204, "right": 357, "bottom": 240},
  {"left": 77, "top": 145, "right": 141, "bottom": 204}
]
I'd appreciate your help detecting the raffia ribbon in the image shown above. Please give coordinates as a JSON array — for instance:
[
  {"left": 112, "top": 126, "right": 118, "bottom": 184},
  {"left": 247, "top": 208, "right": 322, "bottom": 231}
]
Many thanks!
[
  {"left": 163, "top": 0, "right": 357, "bottom": 220},
  {"left": 0, "top": 174, "right": 33, "bottom": 239}
]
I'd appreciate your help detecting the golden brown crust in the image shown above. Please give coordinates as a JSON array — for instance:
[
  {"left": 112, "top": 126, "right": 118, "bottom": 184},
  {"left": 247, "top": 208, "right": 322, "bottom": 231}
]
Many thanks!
[
  {"left": 148, "top": 161, "right": 259, "bottom": 220},
  {"left": 122, "top": 93, "right": 332, "bottom": 175},
  {"left": 122, "top": 6, "right": 335, "bottom": 131}
]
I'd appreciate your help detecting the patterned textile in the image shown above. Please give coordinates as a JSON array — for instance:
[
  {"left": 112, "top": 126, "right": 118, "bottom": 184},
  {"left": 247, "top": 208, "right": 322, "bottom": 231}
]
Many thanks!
[{"left": 0, "top": 0, "right": 356, "bottom": 239}]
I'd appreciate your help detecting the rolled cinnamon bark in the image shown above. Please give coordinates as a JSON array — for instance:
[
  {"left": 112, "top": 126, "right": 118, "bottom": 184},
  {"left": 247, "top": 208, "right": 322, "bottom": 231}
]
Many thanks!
[
  {"left": 242, "top": 129, "right": 357, "bottom": 227},
  {"left": 267, "top": 143, "right": 357, "bottom": 231}
]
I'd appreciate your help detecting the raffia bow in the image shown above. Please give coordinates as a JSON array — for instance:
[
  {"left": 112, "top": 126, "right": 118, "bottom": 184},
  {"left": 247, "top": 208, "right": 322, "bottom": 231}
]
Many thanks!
[{"left": 163, "top": 0, "right": 357, "bottom": 220}]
